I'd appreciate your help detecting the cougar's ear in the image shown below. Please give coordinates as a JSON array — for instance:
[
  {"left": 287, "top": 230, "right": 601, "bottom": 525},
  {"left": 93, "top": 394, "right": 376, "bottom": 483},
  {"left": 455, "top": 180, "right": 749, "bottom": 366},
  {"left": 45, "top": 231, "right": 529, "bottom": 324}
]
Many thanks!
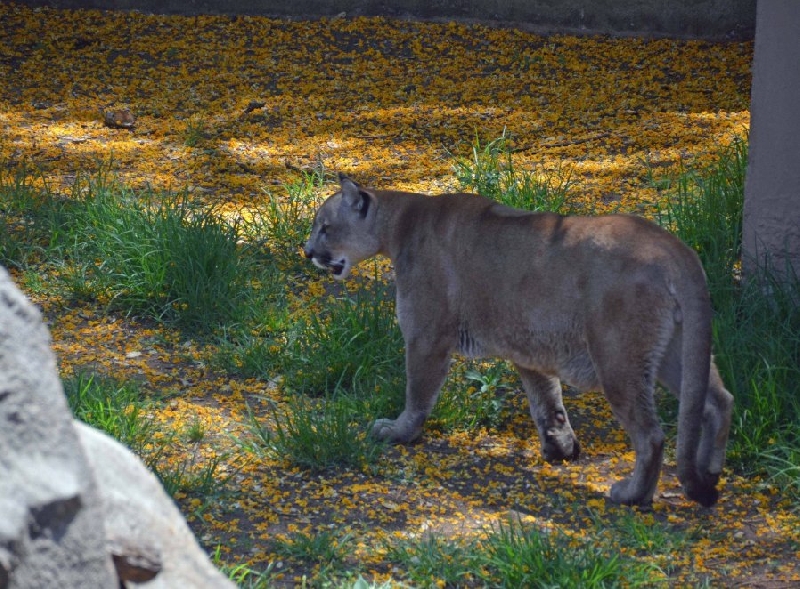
[{"left": 339, "top": 173, "right": 371, "bottom": 218}]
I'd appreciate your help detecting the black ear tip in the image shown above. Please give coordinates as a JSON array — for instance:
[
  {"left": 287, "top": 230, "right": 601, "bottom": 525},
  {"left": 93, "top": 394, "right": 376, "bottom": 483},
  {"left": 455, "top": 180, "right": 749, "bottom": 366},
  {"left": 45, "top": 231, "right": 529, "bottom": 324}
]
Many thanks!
[{"left": 339, "top": 173, "right": 361, "bottom": 189}]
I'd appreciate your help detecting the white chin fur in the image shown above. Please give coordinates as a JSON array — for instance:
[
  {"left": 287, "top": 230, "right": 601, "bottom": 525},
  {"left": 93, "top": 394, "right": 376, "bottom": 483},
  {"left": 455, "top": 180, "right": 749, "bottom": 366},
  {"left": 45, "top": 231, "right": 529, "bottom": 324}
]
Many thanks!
[{"left": 311, "top": 256, "right": 349, "bottom": 279}]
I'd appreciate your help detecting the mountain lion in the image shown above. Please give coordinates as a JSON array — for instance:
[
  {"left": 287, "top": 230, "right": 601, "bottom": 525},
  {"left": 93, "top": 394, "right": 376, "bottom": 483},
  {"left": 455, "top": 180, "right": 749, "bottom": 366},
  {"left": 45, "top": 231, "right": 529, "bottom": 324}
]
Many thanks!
[{"left": 303, "top": 174, "right": 733, "bottom": 507}]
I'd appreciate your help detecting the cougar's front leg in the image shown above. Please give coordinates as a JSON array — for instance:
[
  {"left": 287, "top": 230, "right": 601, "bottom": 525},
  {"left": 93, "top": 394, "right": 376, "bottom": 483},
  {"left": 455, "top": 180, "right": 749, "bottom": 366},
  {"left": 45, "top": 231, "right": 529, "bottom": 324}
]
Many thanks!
[{"left": 372, "top": 337, "right": 452, "bottom": 444}]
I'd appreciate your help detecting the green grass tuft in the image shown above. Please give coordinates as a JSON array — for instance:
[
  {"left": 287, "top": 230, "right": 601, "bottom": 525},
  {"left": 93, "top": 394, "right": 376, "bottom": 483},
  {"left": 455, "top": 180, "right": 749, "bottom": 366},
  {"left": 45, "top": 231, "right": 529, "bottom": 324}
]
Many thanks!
[
  {"left": 246, "top": 394, "right": 386, "bottom": 472},
  {"left": 281, "top": 280, "right": 405, "bottom": 399},
  {"left": 62, "top": 371, "right": 157, "bottom": 454},
  {"left": 0, "top": 163, "right": 75, "bottom": 268},
  {"left": 61, "top": 171, "right": 250, "bottom": 330},
  {"left": 385, "top": 519, "right": 659, "bottom": 588},
  {"left": 63, "top": 370, "right": 231, "bottom": 498},
  {"left": 480, "top": 520, "right": 657, "bottom": 588},
  {"left": 655, "top": 137, "right": 746, "bottom": 300},
  {"left": 385, "top": 534, "right": 481, "bottom": 587},
  {"left": 454, "top": 132, "right": 575, "bottom": 214}
]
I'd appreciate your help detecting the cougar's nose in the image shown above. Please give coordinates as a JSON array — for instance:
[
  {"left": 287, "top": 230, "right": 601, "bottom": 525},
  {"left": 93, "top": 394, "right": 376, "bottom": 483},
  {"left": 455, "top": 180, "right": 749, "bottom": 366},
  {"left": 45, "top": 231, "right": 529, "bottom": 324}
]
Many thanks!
[{"left": 302, "top": 243, "right": 313, "bottom": 259}]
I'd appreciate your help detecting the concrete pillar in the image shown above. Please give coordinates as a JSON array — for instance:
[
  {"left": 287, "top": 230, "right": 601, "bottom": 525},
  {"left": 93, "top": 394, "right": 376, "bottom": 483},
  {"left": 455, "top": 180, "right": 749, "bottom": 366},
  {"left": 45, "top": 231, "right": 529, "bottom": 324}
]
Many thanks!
[{"left": 742, "top": 0, "right": 800, "bottom": 281}]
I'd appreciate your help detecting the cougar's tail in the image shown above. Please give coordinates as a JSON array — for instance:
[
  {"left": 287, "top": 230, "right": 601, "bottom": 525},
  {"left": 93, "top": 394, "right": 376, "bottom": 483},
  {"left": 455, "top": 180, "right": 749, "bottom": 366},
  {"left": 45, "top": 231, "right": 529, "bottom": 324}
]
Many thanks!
[{"left": 675, "top": 252, "right": 718, "bottom": 507}]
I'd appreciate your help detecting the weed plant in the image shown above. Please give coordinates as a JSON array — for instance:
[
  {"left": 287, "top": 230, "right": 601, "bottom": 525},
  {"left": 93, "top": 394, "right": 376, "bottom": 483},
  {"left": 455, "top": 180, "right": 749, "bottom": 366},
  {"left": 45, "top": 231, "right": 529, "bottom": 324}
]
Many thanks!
[{"left": 431, "top": 359, "right": 514, "bottom": 433}]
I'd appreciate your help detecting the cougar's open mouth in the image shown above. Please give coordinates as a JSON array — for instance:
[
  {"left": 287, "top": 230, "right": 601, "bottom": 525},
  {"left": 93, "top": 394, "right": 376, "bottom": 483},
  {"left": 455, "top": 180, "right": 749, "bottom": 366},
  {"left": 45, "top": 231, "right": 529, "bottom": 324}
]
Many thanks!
[{"left": 330, "top": 261, "right": 345, "bottom": 276}]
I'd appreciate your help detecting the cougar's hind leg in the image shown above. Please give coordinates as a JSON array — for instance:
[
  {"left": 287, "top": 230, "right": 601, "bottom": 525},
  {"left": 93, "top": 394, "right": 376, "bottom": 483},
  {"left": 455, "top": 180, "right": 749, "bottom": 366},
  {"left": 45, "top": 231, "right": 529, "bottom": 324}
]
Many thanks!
[
  {"left": 591, "top": 332, "right": 666, "bottom": 506},
  {"left": 515, "top": 365, "right": 580, "bottom": 462},
  {"left": 603, "top": 378, "right": 665, "bottom": 506}
]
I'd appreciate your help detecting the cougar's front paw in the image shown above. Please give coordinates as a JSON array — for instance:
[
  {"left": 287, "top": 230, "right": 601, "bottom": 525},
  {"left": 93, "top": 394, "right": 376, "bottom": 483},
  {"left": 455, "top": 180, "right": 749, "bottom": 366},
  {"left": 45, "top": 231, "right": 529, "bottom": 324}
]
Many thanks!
[
  {"left": 610, "top": 477, "right": 656, "bottom": 507},
  {"left": 371, "top": 418, "right": 398, "bottom": 441},
  {"left": 371, "top": 415, "right": 422, "bottom": 444}
]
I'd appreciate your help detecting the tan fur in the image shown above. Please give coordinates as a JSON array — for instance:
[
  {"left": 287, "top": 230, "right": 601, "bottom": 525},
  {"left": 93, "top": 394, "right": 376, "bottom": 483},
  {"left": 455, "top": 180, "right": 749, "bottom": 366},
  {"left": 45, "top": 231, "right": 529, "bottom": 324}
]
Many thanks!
[{"left": 304, "top": 174, "right": 733, "bottom": 507}]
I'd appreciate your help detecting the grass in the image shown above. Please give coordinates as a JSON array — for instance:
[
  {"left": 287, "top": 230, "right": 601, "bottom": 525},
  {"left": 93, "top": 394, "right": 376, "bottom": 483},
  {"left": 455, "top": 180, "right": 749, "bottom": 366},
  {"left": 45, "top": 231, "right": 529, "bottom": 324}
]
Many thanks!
[
  {"left": 259, "top": 167, "right": 327, "bottom": 274},
  {"left": 183, "top": 116, "right": 208, "bottom": 147},
  {"left": 653, "top": 136, "right": 746, "bottom": 298},
  {"left": 608, "top": 509, "right": 695, "bottom": 556},
  {"left": 280, "top": 282, "right": 405, "bottom": 398},
  {"left": 454, "top": 132, "right": 576, "bottom": 214},
  {"left": 62, "top": 371, "right": 157, "bottom": 454},
  {"left": 385, "top": 519, "right": 658, "bottom": 588},
  {"left": 246, "top": 393, "right": 386, "bottom": 472},
  {"left": 62, "top": 370, "right": 233, "bottom": 498},
  {"left": 1, "top": 164, "right": 257, "bottom": 331},
  {"left": 272, "top": 529, "right": 353, "bottom": 575},
  {"left": 213, "top": 548, "right": 276, "bottom": 588},
  {"left": 155, "top": 451, "right": 231, "bottom": 497},
  {"left": 0, "top": 163, "right": 75, "bottom": 269},
  {"left": 479, "top": 520, "right": 656, "bottom": 588},
  {"left": 62, "top": 170, "right": 250, "bottom": 330},
  {"left": 385, "top": 534, "right": 482, "bottom": 587},
  {"left": 716, "top": 274, "right": 800, "bottom": 491},
  {"left": 0, "top": 161, "right": 307, "bottom": 337}
]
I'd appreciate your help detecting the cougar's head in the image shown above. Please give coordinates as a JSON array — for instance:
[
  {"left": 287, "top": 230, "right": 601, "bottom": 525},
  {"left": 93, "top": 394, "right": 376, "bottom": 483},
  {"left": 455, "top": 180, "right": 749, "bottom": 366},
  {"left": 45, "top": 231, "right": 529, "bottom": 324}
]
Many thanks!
[{"left": 303, "top": 173, "right": 379, "bottom": 280}]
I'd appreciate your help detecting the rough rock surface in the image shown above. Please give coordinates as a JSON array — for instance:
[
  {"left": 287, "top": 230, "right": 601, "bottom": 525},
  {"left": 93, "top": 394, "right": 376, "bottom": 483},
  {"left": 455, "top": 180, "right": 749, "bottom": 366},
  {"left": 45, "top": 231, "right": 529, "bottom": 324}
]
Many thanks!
[
  {"left": 77, "top": 422, "right": 236, "bottom": 588},
  {"left": 0, "top": 267, "right": 116, "bottom": 588},
  {"left": 0, "top": 267, "right": 235, "bottom": 588}
]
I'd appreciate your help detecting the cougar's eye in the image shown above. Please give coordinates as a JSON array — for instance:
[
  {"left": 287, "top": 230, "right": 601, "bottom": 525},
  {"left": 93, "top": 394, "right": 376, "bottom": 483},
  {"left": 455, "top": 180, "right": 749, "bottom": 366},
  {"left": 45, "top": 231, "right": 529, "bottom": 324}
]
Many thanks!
[{"left": 319, "top": 223, "right": 328, "bottom": 236}]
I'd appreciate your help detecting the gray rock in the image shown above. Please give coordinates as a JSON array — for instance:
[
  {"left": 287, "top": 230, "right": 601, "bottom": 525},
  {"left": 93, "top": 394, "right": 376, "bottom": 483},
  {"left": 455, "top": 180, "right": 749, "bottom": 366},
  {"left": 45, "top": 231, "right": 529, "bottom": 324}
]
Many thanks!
[
  {"left": 0, "top": 267, "right": 116, "bottom": 588},
  {"left": 77, "top": 422, "right": 236, "bottom": 588},
  {"left": 0, "top": 267, "right": 236, "bottom": 588}
]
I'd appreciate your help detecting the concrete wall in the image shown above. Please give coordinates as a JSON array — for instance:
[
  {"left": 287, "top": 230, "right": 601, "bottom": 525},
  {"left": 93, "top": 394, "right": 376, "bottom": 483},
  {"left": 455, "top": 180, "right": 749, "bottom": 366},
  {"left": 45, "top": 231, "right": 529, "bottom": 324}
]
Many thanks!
[
  {"left": 11, "top": 0, "right": 755, "bottom": 39},
  {"left": 743, "top": 0, "right": 800, "bottom": 281}
]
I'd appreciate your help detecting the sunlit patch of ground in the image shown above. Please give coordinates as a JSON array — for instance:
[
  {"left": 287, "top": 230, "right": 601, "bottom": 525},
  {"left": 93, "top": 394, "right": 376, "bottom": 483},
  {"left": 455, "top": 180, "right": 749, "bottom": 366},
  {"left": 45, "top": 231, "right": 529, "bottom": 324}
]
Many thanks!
[
  {"left": 4, "top": 3, "right": 799, "bottom": 587},
  {"left": 1, "top": 4, "right": 750, "bottom": 209}
]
